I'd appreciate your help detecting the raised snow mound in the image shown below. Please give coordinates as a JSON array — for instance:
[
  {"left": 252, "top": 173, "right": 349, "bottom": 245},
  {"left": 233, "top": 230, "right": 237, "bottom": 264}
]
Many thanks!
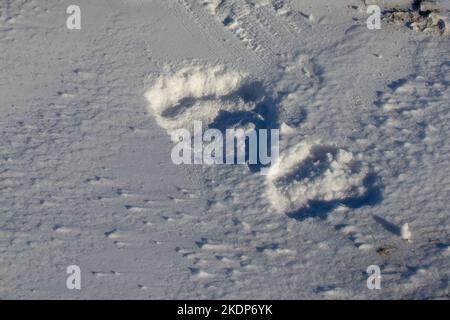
[
  {"left": 266, "top": 142, "right": 369, "bottom": 214},
  {"left": 145, "top": 63, "right": 256, "bottom": 135},
  {"left": 382, "top": 1, "right": 450, "bottom": 35}
]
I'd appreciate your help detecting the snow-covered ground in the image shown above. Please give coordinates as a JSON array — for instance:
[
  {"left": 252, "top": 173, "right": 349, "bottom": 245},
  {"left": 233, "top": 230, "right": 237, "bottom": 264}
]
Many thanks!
[{"left": 1, "top": 0, "right": 449, "bottom": 299}]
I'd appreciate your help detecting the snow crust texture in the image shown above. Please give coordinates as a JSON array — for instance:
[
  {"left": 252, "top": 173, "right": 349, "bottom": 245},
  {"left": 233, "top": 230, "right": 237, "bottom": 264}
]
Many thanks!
[{"left": 1, "top": 0, "right": 450, "bottom": 300}]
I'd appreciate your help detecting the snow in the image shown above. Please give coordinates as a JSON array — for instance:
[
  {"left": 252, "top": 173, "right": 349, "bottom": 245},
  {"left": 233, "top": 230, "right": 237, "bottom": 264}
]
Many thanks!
[
  {"left": 1, "top": 0, "right": 450, "bottom": 299},
  {"left": 401, "top": 223, "right": 412, "bottom": 242},
  {"left": 144, "top": 63, "right": 251, "bottom": 133}
]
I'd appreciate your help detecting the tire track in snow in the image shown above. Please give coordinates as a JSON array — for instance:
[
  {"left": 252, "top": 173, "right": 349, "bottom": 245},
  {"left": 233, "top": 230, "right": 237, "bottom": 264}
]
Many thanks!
[
  {"left": 270, "top": 0, "right": 314, "bottom": 35},
  {"left": 170, "top": 0, "right": 262, "bottom": 68}
]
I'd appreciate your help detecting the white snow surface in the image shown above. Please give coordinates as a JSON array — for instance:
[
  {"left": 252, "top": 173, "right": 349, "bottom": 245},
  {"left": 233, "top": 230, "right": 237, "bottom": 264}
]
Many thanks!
[
  {"left": 1, "top": 0, "right": 450, "bottom": 299},
  {"left": 145, "top": 63, "right": 256, "bottom": 134}
]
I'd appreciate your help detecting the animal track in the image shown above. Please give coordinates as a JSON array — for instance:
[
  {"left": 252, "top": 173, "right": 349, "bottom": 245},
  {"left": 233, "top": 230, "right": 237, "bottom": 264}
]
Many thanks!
[
  {"left": 266, "top": 141, "right": 369, "bottom": 216},
  {"left": 145, "top": 62, "right": 258, "bottom": 134},
  {"left": 145, "top": 61, "right": 371, "bottom": 218}
]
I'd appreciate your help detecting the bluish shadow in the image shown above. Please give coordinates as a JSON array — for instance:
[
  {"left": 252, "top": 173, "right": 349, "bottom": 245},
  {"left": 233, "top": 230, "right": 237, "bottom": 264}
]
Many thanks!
[
  {"left": 286, "top": 173, "right": 383, "bottom": 221},
  {"left": 207, "top": 80, "right": 281, "bottom": 173}
]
